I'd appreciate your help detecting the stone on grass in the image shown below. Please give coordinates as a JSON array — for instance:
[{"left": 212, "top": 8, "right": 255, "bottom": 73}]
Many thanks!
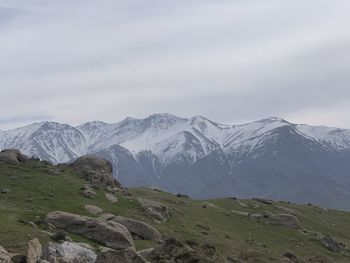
[{"left": 46, "top": 211, "right": 134, "bottom": 249}]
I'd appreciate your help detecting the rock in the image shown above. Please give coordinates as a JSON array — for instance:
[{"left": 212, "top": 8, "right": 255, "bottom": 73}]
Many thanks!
[
  {"left": 0, "top": 149, "right": 28, "bottom": 164},
  {"left": 51, "top": 231, "right": 72, "bottom": 242},
  {"left": 266, "top": 214, "right": 301, "bottom": 229},
  {"left": 106, "top": 186, "right": 119, "bottom": 194},
  {"left": 283, "top": 251, "right": 299, "bottom": 262},
  {"left": 249, "top": 214, "right": 264, "bottom": 221},
  {"left": 137, "top": 198, "right": 170, "bottom": 222},
  {"left": 1, "top": 189, "right": 11, "bottom": 194},
  {"left": 252, "top": 198, "right": 274, "bottom": 205},
  {"left": 46, "top": 241, "right": 97, "bottom": 263},
  {"left": 83, "top": 189, "right": 97, "bottom": 199},
  {"left": 321, "top": 236, "right": 346, "bottom": 253},
  {"left": 0, "top": 245, "right": 11, "bottom": 263},
  {"left": 100, "top": 214, "right": 162, "bottom": 241},
  {"left": 146, "top": 237, "right": 210, "bottom": 263},
  {"left": 10, "top": 255, "right": 26, "bottom": 263},
  {"left": 84, "top": 205, "right": 103, "bottom": 215},
  {"left": 71, "top": 155, "right": 120, "bottom": 187},
  {"left": 46, "top": 211, "right": 134, "bottom": 249},
  {"left": 227, "top": 210, "right": 249, "bottom": 216},
  {"left": 138, "top": 247, "right": 155, "bottom": 258},
  {"left": 275, "top": 205, "right": 297, "bottom": 216},
  {"left": 26, "top": 238, "right": 42, "bottom": 263},
  {"left": 105, "top": 193, "right": 118, "bottom": 203},
  {"left": 96, "top": 248, "right": 146, "bottom": 263}
]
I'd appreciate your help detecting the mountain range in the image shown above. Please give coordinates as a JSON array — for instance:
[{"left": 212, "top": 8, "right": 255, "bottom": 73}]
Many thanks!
[{"left": 1, "top": 113, "right": 350, "bottom": 210}]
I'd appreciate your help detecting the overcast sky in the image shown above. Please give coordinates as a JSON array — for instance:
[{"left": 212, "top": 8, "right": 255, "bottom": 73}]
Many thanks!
[{"left": 0, "top": 0, "right": 350, "bottom": 130}]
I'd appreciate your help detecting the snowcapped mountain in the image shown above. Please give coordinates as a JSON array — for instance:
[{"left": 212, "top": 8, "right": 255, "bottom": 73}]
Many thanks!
[{"left": 1, "top": 113, "right": 350, "bottom": 209}]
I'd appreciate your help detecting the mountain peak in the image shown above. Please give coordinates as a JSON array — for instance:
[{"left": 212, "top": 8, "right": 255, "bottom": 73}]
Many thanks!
[{"left": 259, "top": 117, "right": 289, "bottom": 123}]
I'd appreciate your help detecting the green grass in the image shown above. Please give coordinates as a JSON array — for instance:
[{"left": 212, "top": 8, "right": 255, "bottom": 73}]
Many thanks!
[{"left": 0, "top": 160, "right": 350, "bottom": 262}]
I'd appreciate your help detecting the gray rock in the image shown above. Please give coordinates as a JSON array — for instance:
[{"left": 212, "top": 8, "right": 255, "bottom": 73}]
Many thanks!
[
  {"left": 100, "top": 214, "right": 162, "bottom": 241},
  {"left": 96, "top": 248, "right": 146, "bottom": 263},
  {"left": 84, "top": 205, "right": 103, "bottom": 215},
  {"left": 105, "top": 193, "right": 118, "bottom": 203},
  {"left": 227, "top": 210, "right": 249, "bottom": 217},
  {"left": 0, "top": 149, "right": 28, "bottom": 164},
  {"left": 137, "top": 198, "right": 170, "bottom": 222},
  {"left": 252, "top": 198, "right": 274, "bottom": 205},
  {"left": 71, "top": 155, "right": 120, "bottom": 187},
  {"left": 137, "top": 247, "right": 155, "bottom": 258},
  {"left": 26, "top": 238, "right": 42, "bottom": 263},
  {"left": 46, "top": 211, "right": 134, "bottom": 249},
  {"left": 0, "top": 245, "right": 10, "bottom": 263},
  {"left": 46, "top": 241, "right": 97, "bottom": 263},
  {"left": 275, "top": 205, "right": 297, "bottom": 216},
  {"left": 266, "top": 214, "right": 301, "bottom": 229},
  {"left": 321, "top": 236, "right": 346, "bottom": 253},
  {"left": 83, "top": 189, "right": 97, "bottom": 199}
]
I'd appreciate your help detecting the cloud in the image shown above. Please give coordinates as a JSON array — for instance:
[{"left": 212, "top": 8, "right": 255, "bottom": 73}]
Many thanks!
[{"left": 0, "top": 0, "right": 349, "bottom": 129}]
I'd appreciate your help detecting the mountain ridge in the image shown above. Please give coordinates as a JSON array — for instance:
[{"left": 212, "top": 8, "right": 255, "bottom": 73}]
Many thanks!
[{"left": 1, "top": 113, "right": 350, "bottom": 209}]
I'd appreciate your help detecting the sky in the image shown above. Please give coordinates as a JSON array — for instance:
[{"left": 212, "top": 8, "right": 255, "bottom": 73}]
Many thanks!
[{"left": 0, "top": 0, "right": 350, "bottom": 130}]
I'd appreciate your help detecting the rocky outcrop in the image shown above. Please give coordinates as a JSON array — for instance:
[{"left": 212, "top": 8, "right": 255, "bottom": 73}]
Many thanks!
[
  {"left": 137, "top": 198, "right": 170, "bottom": 222},
  {"left": 0, "top": 245, "right": 10, "bottom": 263},
  {"left": 105, "top": 193, "right": 118, "bottom": 203},
  {"left": 100, "top": 214, "right": 162, "bottom": 241},
  {"left": 84, "top": 205, "right": 103, "bottom": 215},
  {"left": 26, "top": 238, "right": 42, "bottom": 263},
  {"left": 0, "top": 149, "right": 28, "bottom": 164},
  {"left": 266, "top": 214, "right": 300, "bottom": 229},
  {"left": 95, "top": 248, "right": 146, "bottom": 263},
  {"left": 46, "top": 211, "right": 134, "bottom": 249},
  {"left": 71, "top": 155, "right": 120, "bottom": 187},
  {"left": 45, "top": 241, "right": 97, "bottom": 263}
]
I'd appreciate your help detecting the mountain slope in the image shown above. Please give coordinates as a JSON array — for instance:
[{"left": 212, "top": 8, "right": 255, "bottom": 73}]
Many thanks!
[{"left": 1, "top": 114, "right": 350, "bottom": 209}]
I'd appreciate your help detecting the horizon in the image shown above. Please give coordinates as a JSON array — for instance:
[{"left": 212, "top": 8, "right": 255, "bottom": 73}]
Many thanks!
[{"left": 0, "top": 113, "right": 347, "bottom": 132}]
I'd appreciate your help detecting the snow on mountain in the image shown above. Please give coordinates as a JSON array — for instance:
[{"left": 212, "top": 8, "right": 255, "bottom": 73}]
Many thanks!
[
  {"left": 1, "top": 114, "right": 350, "bottom": 165},
  {"left": 0, "top": 122, "right": 87, "bottom": 163}
]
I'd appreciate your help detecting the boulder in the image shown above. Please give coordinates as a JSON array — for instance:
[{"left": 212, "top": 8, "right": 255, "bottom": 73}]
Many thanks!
[
  {"left": 100, "top": 214, "right": 162, "bottom": 241},
  {"left": 26, "top": 238, "right": 42, "bottom": 263},
  {"left": 84, "top": 205, "right": 103, "bottom": 215},
  {"left": 252, "top": 198, "right": 274, "bottom": 205},
  {"left": 138, "top": 247, "right": 155, "bottom": 258},
  {"left": 105, "top": 193, "right": 118, "bottom": 203},
  {"left": 96, "top": 248, "right": 146, "bottom": 263},
  {"left": 46, "top": 211, "right": 134, "bottom": 249},
  {"left": 0, "top": 149, "right": 28, "bottom": 164},
  {"left": 46, "top": 242, "right": 97, "bottom": 263},
  {"left": 275, "top": 205, "right": 297, "bottom": 216},
  {"left": 137, "top": 198, "right": 170, "bottom": 222},
  {"left": 266, "top": 214, "right": 300, "bottom": 229},
  {"left": 0, "top": 245, "right": 10, "bottom": 263},
  {"left": 321, "top": 236, "right": 346, "bottom": 253},
  {"left": 83, "top": 189, "right": 97, "bottom": 199},
  {"left": 71, "top": 155, "right": 119, "bottom": 187}
]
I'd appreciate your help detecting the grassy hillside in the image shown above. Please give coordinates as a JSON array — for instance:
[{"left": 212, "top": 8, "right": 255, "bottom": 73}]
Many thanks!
[{"left": 0, "top": 159, "right": 350, "bottom": 262}]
